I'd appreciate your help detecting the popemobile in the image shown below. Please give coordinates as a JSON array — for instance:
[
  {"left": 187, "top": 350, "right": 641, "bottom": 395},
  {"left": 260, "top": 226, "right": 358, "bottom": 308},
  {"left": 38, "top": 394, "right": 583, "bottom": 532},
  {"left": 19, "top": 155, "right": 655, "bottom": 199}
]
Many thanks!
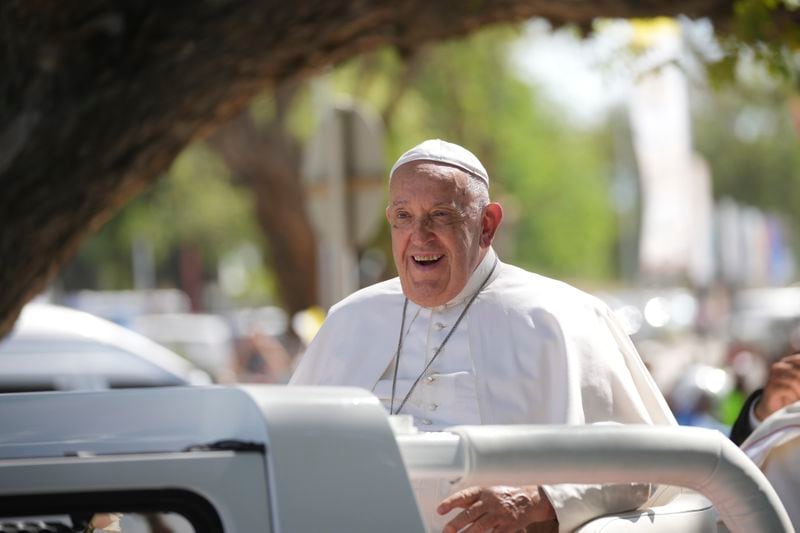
[{"left": 0, "top": 385, "right": 794, "bottom": 532}]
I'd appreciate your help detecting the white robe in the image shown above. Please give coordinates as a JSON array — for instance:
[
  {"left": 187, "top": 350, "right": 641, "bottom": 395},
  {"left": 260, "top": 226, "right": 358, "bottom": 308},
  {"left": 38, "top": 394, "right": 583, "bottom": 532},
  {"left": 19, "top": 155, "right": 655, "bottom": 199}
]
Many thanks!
[{"left": 290, "top": 250, "right": 676, "bottom": 531}]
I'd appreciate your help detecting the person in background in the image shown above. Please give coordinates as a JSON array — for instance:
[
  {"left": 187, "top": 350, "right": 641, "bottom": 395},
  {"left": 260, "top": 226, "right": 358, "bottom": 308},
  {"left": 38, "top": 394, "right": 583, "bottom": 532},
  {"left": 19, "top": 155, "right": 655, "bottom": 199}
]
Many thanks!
[
  {"left": 730, "top": 352, "right": 800, "bottom": 445},
  {"left": 290, "top": 139, "right": 676, "bottom": 532},
  {"left": 233, "top": 329, "right": 292, "bottom": 383}
]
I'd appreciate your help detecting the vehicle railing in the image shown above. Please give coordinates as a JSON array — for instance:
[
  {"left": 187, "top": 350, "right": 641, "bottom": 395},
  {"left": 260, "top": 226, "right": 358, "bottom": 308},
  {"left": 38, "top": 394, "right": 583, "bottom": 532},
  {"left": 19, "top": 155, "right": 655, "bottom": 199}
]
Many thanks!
[{"left": 397, "top": 424, "right": 794, "bottom": 533}]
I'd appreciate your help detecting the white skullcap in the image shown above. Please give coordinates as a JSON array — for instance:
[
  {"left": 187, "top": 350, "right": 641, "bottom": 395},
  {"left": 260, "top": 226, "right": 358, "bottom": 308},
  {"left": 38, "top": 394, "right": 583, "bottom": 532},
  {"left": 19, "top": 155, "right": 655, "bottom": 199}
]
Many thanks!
[{"left": 389, "top": 139, "right": 489, "bottom": 186}]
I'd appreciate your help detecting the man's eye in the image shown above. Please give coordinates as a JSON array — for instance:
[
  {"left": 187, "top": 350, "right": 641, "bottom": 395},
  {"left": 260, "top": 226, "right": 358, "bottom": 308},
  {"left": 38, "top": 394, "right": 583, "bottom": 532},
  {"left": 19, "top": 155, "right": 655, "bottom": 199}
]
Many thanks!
[
  {"left": 432, "top": 211, "right": 456, "bottom": 224},
  {"left": 396, "top": 212, "right": 411, "bottom": 219}
]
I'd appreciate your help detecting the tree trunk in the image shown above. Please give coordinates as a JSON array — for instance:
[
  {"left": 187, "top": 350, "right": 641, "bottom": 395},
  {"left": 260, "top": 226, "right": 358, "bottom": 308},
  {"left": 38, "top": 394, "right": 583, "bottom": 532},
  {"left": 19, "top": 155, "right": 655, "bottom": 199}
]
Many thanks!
[
  {"left": 209, "top": 107, "right": 317, "bottom": 316},
  {"left": 0, "top": 1, "right": 755, "bottom": 337}
]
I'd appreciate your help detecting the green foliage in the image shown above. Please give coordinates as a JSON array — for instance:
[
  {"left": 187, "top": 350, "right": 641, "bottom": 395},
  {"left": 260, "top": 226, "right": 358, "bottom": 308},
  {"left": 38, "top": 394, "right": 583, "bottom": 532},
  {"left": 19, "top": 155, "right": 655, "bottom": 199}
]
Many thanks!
[
  {"left": 148, "top": 144, "right": 261, "bottom": 255},
  {"left": 706, "top": 48, "right": 744, "bottom": 87},
  {"left": 693, "top": 87, "right": 800, "bottom": 229},
  {"left": 706, "top": 0, "right": 800, "bottom": 85},
  {"left": 64, "top": 144, "right": 269, "bottom": 295},
  {"left": 734, "top": 0, "right": 800, "bottom": 46}
]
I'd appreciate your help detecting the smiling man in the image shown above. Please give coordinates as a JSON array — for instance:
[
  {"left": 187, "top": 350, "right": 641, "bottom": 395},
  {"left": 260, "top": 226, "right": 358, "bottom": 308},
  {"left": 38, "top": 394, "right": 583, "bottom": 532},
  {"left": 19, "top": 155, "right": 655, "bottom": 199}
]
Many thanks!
[
  {"left": 290, "top": 139, "right": 675, "bottom": 532},
  {"left": 387, "top": 158, "right": 501, "bottom": 308}
]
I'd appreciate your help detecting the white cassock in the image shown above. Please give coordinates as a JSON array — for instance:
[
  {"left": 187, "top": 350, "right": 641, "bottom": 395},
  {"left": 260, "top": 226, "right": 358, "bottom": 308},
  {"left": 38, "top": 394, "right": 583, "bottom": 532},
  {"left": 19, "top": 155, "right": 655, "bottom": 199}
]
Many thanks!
[{"left": 290, "top": 248, "right": 676, "bottom": 531}]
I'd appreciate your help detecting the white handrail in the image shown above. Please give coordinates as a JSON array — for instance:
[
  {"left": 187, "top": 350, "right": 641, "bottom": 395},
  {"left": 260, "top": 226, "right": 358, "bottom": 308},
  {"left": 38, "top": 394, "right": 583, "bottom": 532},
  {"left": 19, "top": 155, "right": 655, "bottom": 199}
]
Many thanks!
[{"left": 397, "top": 424, "right": 793, "bottom": 533}]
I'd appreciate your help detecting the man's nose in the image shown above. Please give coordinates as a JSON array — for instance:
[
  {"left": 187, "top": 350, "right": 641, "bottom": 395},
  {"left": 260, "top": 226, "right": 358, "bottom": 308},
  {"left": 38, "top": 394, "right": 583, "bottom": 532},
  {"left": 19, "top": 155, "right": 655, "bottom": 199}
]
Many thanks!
[{"left": 409, "top": 216, "right": 435, "bottom": 242}]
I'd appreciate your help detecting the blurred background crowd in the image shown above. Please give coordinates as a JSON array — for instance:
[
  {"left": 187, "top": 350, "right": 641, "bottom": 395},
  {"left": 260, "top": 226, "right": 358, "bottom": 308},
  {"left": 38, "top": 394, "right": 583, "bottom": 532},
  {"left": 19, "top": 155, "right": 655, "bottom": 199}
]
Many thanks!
[{"left": 4, "top": 16, "right": 800, "bottom": 436}]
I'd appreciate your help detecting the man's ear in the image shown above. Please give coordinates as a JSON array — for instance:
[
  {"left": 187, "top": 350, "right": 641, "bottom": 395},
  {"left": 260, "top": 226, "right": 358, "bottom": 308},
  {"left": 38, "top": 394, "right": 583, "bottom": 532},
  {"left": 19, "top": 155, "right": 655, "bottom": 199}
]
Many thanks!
[{"left": 480, "top": 202, "right": 503, "bottom": 247}]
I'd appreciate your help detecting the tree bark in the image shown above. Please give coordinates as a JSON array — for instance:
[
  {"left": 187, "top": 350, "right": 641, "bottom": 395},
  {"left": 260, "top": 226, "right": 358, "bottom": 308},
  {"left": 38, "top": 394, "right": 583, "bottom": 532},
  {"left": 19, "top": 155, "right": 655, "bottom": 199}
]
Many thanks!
[{"left": 0, "top": 0, "right": 757, "bottom": 337}]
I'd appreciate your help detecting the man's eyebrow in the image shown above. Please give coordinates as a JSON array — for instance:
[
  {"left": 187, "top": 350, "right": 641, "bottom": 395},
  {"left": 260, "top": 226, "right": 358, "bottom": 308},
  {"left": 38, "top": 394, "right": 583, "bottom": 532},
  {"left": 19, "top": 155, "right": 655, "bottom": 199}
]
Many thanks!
[{"left": 388, "top": 199, "right": 461, "bottom": 208}]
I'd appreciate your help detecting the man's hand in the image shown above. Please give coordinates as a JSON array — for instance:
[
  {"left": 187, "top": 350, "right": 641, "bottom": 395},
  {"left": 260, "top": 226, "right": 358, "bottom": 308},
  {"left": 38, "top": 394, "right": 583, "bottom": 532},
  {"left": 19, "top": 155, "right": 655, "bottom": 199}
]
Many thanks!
[
  {"left": 754, "top": 352, "right": 800, "bottom": 421},
  {"left": 437, "top": 485, "right": 556, "bottom": 532}
]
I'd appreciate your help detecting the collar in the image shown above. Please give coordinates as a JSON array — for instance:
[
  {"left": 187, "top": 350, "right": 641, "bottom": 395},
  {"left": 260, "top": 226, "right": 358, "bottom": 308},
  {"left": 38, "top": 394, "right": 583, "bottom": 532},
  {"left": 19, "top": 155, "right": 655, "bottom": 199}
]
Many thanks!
[{"left": 433, "top": 247, "right": 498, "bottom": 311}]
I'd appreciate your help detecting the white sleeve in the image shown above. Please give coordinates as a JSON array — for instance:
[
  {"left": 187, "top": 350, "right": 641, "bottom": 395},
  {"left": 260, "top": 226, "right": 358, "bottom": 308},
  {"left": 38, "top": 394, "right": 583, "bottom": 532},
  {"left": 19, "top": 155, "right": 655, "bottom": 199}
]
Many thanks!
[{"left": 543, "top": 483, "right": 653, "bottom": 532}]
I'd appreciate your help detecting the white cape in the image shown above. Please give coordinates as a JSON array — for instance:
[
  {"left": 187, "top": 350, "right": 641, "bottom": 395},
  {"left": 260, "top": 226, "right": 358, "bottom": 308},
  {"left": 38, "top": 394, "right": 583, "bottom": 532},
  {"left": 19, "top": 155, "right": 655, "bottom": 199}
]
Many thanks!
[{"left": 291, "top": 259, "right": 676, "bottom": 530}]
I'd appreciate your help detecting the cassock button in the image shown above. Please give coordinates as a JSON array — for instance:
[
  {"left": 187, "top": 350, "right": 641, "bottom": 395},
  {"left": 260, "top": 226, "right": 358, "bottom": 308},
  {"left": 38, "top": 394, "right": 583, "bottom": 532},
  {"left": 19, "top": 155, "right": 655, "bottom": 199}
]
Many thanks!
[
  {"left": 428, "top": 403, "right": 438, "bottom": 411},
  {"left": 420, "top": 419, "right": 433, "bottom": 426},
  {"left": 425, "top": 375, "right": 437, "bottom": 384},
  {"left": 435, "top": 322, "right": 447, "bottom": 330}
]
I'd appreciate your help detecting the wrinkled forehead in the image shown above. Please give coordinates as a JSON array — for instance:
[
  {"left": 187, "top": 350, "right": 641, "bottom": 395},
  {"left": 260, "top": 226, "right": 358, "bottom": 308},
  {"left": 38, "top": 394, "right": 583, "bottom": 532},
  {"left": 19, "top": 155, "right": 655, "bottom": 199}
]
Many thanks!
[{"left": 387, "top": 163, "right": 478, "bottom": 215}]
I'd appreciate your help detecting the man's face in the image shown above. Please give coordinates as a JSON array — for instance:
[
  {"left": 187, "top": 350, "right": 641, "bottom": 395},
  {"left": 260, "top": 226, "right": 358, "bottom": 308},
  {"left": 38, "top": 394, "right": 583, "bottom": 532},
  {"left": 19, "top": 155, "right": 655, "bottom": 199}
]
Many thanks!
[{"left": 386, "top": 161, "right": 498, "bottom": 307}]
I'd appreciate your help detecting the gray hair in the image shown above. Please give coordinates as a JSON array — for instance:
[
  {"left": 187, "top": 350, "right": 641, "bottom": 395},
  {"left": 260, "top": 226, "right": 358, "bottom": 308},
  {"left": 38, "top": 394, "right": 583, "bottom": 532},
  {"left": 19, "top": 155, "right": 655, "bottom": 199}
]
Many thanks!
[{"left": 466, "top": 173, "right": 490, "bottom": 212}]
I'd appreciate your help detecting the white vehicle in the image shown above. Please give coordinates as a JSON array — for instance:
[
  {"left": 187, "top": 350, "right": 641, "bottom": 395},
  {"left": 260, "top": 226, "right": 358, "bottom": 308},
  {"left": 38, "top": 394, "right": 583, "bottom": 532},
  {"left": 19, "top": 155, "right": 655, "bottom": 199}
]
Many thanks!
[
  {"left": 0, "top": 386, "right": 792, "bottom": 532},
  {"left": 0, "top": 303, "right": 211, "bottom": 393},
  {"left": 130, "top": 312, "right": 236, "bottom": 381}
]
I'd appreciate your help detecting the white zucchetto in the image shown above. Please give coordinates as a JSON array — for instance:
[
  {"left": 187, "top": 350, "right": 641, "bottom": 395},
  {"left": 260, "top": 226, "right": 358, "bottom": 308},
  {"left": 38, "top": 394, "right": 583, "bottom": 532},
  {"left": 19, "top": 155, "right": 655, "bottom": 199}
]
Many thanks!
[{"left": 389, "top": 139, "right": 489, "bottom": 186}]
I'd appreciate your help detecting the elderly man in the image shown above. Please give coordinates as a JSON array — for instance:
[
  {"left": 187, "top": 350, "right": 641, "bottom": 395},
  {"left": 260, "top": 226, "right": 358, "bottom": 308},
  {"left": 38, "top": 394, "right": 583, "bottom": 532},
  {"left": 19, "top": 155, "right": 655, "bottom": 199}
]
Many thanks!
[{"left": 290, "top": 139, "right": 675, "bottom": 532}]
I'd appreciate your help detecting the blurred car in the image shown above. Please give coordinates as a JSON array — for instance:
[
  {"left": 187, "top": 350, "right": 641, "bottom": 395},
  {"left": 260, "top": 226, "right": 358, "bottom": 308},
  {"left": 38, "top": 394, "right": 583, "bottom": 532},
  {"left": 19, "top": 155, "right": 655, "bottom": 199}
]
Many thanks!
[
  {"left": 594, "top": 287, "right": 699, "bottom": 341},
  {"left": 594, "top": 287, "right": 714, "bottom": 396},
  {"left": 0, "top": 303, "right": 211, "bottom": 393},
  {"left": 130, "top": 312, "right": 236, "bottom": 381}
]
